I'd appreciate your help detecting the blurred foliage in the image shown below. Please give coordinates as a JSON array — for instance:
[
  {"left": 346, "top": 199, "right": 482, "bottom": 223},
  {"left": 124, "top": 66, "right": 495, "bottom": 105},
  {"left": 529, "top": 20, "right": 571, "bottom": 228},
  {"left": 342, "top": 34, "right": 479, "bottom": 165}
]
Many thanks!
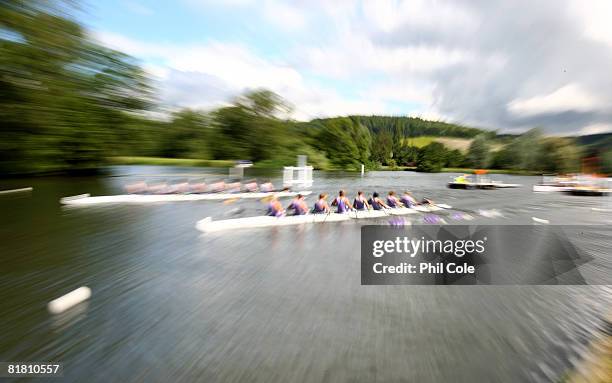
[
  {"left": 465, "top": 135, "right": 491, "bottom": 168},
  {"left": 0, "top": 0, "right": 153, "bottom": 174},
  {"left": 416, "top": 142, "right": 447, "bottom": 172},
  {"left": 0, "top": 1, "right": 604, "bottom": 175}
]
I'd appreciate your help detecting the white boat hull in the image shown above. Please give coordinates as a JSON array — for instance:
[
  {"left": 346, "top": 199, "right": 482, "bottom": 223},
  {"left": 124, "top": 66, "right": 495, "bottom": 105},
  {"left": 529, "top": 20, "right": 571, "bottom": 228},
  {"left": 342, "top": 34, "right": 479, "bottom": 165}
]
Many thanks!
[
  {"left": 196, "top": 213, "right": 351, "bottom": 232},
  {"left": 61, "top": 191, "right": 312, "bottom": 205},
  {"left": 196, "top": 206, "right": 447, "bottom": 233},
  {"left": 532, "top": 185, "right": 569, "bottom": 192},
  {"left": 448, "top": 182, "right": 521, "bottom": 189}
]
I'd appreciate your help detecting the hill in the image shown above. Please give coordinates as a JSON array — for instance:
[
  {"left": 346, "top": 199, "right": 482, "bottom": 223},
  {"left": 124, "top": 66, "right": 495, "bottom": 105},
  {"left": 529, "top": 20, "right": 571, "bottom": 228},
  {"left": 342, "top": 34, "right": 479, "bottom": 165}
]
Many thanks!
[{"left": 575, "top": 133, "right": 612, "bottom": 150}]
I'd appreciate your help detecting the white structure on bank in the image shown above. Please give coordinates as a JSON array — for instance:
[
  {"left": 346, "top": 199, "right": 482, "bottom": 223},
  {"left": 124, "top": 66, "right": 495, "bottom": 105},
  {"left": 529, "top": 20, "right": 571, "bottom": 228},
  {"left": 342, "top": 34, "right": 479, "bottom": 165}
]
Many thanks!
[
  {"left": 229, "top": 160, "right": 253, "bottom": 180},
  {"left": 283, "top": 155, "right": 313, "bottom": 189}
]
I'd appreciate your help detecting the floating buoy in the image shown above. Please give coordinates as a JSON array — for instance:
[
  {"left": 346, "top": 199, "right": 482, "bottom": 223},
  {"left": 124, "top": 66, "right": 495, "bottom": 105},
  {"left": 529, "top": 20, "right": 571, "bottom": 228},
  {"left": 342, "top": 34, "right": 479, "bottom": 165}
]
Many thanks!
[
  {"left": 0, "top": 187, "right": 33, "bottom": 195},
  {"left": 48, "top": 286, "right": 91, "bottom": 314}
]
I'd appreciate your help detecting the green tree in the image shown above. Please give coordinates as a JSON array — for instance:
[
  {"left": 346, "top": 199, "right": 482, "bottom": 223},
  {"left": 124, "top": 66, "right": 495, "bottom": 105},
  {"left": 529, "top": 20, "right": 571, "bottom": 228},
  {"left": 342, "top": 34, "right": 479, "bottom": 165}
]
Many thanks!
[
  {"left": 445, "top": 149, "right": 465, "bottom": 168},
  {"left": 160, "top": 110, "right": 211, "bottom": 159},
  {"left": 466, "top": 135, "right": 490, "bottom": 168},
  {"left": 602, "top": 150, "right": 612, "bottom": 175},
  {"left": 416, "top": 142, "right": 446, "bottom": 172},
  {"left": 371, "top": 130, "right": 393, "bottom": 164},
  {"left": 538, "top": 137, "right": 581, "bottom": 173},
  {"left": 395, "top": 145, "right": 419, "bottom": 166},
  {"left": 315, "top": 117, "right": 371, "bottom": 169},
  {"left": 0, "top": 0, "right": 152, "bottom": 174}
]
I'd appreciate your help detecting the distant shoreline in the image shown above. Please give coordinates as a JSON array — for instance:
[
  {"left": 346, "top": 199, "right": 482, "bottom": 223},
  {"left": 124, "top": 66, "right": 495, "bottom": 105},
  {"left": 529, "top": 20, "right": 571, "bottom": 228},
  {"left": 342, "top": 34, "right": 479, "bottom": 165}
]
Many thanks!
[{"left": 109, "top": 157, "right": 544, "bottom": 176}]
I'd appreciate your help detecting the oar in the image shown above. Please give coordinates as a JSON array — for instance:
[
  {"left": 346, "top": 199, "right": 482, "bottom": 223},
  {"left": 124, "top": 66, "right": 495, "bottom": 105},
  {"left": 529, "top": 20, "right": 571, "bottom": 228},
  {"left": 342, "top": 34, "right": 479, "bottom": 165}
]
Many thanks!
[{"left": 322, "top": 209, "right": 334, "bottom": 223}]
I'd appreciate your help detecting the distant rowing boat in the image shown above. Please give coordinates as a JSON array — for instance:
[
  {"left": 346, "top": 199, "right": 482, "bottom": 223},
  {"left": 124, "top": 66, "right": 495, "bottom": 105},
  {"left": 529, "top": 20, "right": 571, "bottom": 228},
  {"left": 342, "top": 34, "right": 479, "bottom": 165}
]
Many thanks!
[
  {"left": 196, "top": 205, "right": 447, "bottom": 233},
  {"left": 448, "top": 181, "right": 521, "bottom": 189},
  {"left": 532, "top": 184, "right": 571, "bottom": 192},
  {"left": 564, "top": 187, "right": 611, "bottom": 196},
  {"left": 60, "top": 190, "right": 313, "bottom": 205}
]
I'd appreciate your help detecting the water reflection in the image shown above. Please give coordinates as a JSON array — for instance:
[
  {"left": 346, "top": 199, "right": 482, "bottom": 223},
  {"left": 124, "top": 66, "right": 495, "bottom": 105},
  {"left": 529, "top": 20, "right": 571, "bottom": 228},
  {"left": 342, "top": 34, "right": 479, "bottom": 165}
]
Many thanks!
[{"left": 0, "top": 166, "right": 610, "bottom": 382}]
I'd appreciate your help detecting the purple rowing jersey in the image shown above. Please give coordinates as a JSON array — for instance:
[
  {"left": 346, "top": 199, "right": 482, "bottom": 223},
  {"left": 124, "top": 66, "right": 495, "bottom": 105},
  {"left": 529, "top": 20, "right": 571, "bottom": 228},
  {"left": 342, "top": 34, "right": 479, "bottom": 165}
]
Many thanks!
[
  {"left": 313, "top": 200, "right": 326, "bottom": 213},
  {"left": 353, "top": 197, "right": 367, "bottom": 210},
  {"left": 335, "top": 197, "right": 349, "bottom": 213},
  {"left": 387, "top": 196, "right": 399, "bottom": 208}
]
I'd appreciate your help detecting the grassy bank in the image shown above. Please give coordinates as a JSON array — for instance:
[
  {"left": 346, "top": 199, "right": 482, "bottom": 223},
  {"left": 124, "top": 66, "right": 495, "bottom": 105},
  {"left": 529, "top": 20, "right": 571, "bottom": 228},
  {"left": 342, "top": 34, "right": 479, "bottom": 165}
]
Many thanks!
[
  {"left": 108, "top": 157, "right": 543, "bottom": 176},
  {"left": 108, "top": 157, "right": 235, "bottom": 168},
  {"left": 441, "top": 167, "right": 541, "bottom": 175},
  {"left": 378, "top": 165, "right": 541, "bottom": 175}
]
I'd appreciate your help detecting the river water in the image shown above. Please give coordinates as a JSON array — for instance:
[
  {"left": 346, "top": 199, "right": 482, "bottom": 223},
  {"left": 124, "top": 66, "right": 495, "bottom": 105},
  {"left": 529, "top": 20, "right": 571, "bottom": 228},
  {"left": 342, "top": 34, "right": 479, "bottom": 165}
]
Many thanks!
[{"left": 0, "top": 166, "right": 610, "bottom": 382}]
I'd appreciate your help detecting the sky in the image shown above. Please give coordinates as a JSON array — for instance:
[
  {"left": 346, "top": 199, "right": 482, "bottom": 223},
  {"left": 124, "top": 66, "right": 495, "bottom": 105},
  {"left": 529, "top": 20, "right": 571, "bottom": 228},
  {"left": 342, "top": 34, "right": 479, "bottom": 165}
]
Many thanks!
[{"left": 84, "top": 0, "right": 612, "bottom": 135}]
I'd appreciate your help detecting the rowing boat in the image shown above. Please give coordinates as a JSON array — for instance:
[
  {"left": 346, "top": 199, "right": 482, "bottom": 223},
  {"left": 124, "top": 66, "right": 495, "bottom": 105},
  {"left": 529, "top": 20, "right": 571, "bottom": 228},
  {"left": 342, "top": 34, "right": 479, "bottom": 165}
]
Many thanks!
[
  {"left": 196, "top": 213, "right": 351, "bottom": 232},
  {"left": 532, "top": 184, "right": 571, "bottom": 192},
  {"left": 196, "top": 205, "right": 448, "bottom": 233},
  {"left": 60, "top": 190, "right": 313, "bottom": 205},
  {"left": 564, "top": 187, "right": 611, "bottom": 196},
  {"left": 448, "top": 181, "right": 521, "bottom": 189}
]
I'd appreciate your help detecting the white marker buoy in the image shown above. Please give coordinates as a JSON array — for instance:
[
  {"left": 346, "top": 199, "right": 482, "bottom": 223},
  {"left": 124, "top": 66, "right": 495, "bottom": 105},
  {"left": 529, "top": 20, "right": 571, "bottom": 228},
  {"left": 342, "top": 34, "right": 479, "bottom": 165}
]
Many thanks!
[
  {"left": 0, "top": 187, "right": 33, "bottom": 195},
  {"left": 532, "top": 217, "right": 550, "bottom": 224},
  {"left": 48, "top": 286, "right": 91, "bottom": 314}
]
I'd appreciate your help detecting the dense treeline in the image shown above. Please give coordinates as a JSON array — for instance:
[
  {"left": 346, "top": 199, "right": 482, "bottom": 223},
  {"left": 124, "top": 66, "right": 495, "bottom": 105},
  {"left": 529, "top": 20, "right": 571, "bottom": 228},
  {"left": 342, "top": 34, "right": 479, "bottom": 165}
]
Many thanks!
[
  {"left": 1, "top": 1, "right": 608, "bottom": 176},
  {"left": 347, "top": 115, "right": 486, "bottom": 138},
  {"left": 1, "top": 0, "right": 152, "bottom": 174}
]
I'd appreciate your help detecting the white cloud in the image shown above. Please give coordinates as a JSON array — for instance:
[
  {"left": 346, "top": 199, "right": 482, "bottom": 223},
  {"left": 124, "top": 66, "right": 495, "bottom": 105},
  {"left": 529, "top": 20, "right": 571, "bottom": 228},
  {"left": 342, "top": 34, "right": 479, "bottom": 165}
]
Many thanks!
[
  {"left": 262, "top": 1, "right": 308, "bottom": 30},
  {"left": 507, "top": 84, "right": 606, "bottom": 117},
  {"left": 122, "top": 1, "right": 154, "bottom": 16},
  {"left": 93, "top": 0, "right": 612, "bottom": 133},
  {"left": 94, "top": 31, "right": 390, "bottom": 119},
  {"left": 579, "top": 123, "right": 612, "bottom": 135},
  {"left": 571, "top": 0, "right": 612, "bottom": 47},
  {"left": 361, "top": 0, "right": 476, "bottom": 34}
]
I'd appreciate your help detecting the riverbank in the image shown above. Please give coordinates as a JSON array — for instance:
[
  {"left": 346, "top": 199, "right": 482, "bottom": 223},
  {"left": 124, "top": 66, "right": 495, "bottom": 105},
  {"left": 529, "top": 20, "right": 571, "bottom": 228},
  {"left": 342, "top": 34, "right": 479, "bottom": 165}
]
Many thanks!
[
  {"left": 107, "top": 157, "right": 235, "bottom": 168},
  {"left": 379, "top": 165, "right": 542, "bottom": 175}
]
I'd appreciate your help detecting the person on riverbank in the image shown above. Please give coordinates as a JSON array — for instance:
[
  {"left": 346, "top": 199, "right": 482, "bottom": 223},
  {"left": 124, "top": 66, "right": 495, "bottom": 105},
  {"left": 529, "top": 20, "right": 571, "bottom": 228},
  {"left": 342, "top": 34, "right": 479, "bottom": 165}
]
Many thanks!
[
  {"left": 331, "top": 190, "right": 353, "bottom": 213},
  {"left": 287, "top": 194, "right": 308, "bottom": 215},
  {"left": 353, "top": 191, "right": 370, "bottom": 210},
  {"left": 266, "top": 196, "right": 285, "bottom": 217},
  {"left": 312, "top": 193, "right": 330, "bottom": 213},
  {"left": 368, "top": 192, "right": 389, "bottom": 210},
  {"left": 386, "top": 191, "right": 404, "bottom": 208}
]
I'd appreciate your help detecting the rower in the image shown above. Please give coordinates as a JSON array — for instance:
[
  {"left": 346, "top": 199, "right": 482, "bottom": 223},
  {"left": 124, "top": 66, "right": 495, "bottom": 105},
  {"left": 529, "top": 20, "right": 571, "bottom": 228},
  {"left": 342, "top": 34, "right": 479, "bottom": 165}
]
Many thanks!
[
  {"left": 312, "top": 193, "right": 330, "bottom": 214},
  {"left": 287, "top": 194, "right": 309, "bottom": 216},
  {"left": 189, "top": 181, "right": 207, "bottom": 194},
  {"left": 225, "top": 182, "right": 241, "bottom": 193},
  {"left": 386, "top": 191, "right": 404, "bottom": 208},
  {"left": 400, "top": 191, "right": 418, "bottom": 207},
  {"left": 260, "top": 181, "right": 275, "bottom": 192},
  {"left": 266, "top": 196, "right": 285, "bottom": 217},
  {"left": 454, "top": 174, "right": 469, "bottom": 184},
  {"left": 353, "top": 191, "right": 370, "bottom": 210},
  {"left": 243, "top": 180, "right": 258, "bottom": 192},
  {"left": 125, "top": 181, "right": 148, "bottom": 194},
  {"left": 331, "top": 190, "right": 353, "bottom": 213},
  {"left": 209, "top": 181, "right": 225, "bottom": 193},
  {"left": 368, "top": 192, "right": 389, "bottom": 210}
]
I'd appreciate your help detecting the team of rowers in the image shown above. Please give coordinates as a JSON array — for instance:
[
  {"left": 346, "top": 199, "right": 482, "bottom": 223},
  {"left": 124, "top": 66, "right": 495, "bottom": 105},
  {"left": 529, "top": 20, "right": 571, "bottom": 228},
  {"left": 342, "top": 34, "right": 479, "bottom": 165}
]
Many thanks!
[
  {"left": 125, "top": 180, "right": 281, "bottom": 194},
  {"left": 267, "top": 190, "right": 433, "bottom": 217}
]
